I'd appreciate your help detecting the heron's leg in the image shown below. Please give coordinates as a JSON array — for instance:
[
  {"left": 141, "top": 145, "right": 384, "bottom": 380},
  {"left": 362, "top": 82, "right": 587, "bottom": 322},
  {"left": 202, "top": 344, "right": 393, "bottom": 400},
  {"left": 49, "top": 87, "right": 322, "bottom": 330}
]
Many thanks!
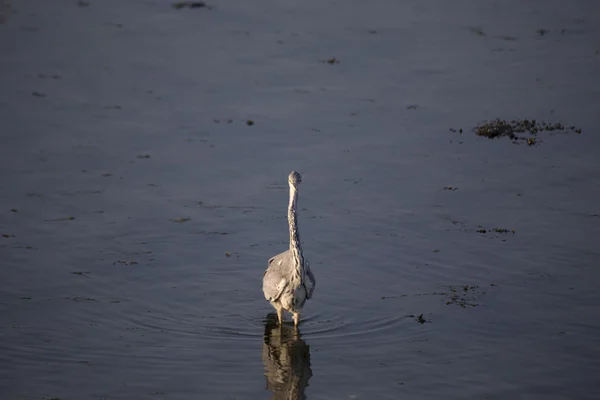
[
  {"left": 292, "top": 312, "right": 300, "bottom": 327},
  {"left": 275, "top": 303, "right": 283, "bottom": 325}
]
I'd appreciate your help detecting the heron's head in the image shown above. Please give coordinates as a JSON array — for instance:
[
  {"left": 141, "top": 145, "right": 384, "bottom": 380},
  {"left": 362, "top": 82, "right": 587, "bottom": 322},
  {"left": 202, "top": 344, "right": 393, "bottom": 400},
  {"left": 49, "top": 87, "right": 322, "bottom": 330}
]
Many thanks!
[{"left": 288, "top": 171, "right": 302, "bottom": 188}]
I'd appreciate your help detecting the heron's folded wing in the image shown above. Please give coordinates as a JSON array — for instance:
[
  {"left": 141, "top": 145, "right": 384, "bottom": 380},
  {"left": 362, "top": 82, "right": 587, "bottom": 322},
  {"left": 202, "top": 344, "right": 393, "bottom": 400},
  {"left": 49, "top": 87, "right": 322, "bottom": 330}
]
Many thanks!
[{"left": 263, "top": 267, "right": 288, "bottom": 301}]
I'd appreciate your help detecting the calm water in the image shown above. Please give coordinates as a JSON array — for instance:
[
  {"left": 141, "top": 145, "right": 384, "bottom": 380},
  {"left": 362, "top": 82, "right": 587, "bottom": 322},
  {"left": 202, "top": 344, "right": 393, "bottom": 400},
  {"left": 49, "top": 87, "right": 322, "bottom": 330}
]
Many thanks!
[{"left": 1, "top": 0, "right": 600, "bottom": 399}]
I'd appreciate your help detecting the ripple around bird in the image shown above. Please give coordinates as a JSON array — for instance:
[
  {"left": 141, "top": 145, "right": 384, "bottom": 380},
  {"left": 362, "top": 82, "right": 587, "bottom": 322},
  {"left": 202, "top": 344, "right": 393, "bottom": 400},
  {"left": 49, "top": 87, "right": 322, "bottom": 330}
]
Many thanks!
[{"left": 104, "top": 289, "right": 417, "bottom": 348}]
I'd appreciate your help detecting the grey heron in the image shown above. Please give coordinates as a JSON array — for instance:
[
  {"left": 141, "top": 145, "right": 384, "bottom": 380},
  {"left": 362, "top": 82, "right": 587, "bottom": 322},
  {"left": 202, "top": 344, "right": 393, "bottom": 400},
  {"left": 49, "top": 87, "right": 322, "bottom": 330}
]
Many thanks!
[{"left": 262, "top": 171, "right": 316, "bottom": 327}]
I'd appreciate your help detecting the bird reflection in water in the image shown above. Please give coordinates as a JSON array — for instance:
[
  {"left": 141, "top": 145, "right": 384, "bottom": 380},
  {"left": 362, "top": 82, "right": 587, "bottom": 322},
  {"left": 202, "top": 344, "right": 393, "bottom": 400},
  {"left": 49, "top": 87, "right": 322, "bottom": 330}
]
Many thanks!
[{"left": 262, "top": 313, "right": 313, "bottom": 400}]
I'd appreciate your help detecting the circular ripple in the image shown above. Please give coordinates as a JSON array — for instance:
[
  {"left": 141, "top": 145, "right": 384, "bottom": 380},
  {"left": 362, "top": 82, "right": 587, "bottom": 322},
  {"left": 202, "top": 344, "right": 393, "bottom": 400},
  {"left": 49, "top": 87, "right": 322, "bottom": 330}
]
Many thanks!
[{"left": 302, "top": 312, "right": 407, "bottom": 339}]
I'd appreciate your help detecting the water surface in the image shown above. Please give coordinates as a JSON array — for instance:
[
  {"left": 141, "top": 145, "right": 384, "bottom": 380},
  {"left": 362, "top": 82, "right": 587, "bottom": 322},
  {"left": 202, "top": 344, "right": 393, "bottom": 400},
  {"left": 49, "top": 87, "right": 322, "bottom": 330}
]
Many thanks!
[{"left": 1, "top": 0, "right": 600, "bottom": 399}]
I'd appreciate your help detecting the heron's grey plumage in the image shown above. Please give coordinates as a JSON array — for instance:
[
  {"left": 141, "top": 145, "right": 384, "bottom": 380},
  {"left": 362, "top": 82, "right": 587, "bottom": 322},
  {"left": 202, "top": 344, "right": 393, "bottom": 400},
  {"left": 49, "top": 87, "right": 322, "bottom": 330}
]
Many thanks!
[{"left": 262, "top": 171, "right": 316, "bottom": 327}]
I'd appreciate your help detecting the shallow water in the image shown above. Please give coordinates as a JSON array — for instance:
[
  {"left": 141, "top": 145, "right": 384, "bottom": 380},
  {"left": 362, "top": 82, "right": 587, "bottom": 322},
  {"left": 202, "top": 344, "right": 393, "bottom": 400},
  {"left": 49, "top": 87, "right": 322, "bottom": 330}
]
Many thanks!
[{"left": 1, "top": 0, "right": 600, "bottom": 399}]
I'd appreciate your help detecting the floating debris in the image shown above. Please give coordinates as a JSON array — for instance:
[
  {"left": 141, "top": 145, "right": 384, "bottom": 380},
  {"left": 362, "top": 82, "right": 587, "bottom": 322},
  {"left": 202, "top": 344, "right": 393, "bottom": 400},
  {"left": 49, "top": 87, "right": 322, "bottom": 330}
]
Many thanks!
[
  {"left": 468, "top": 27, "right": 519, "bottom": 41},
  {"left": 136, "top": 153, "right": 151, "bottom": 159},
  {"left": 2, "top": 234, "right": 15, "bottom": 238},
  {"left": 443, "top": 216, "right": 517, "bottom": 239},
  {"left": 406, "top": 104, "right": 418, "bottom": 110},
  {"left": 380, "top": 294, "right": 408, "bottom": 300},
  {"left": 406, "top": 313, "right": 430, "bottom": 323},
  {"left": 66, "top": 297, "right": 96, "bottom": 302},
  {"left": 172, "top": 1, "right": 211, "bottom": 9},
  {"left": 45, "top": 216, "right": 75, "bottom": 221},
  {"left": 443, "top": 186, "right": 458, "bottom": 191},
  {"left": 536, "top": 28, "right": 549, "bottom": 36},
  {"left": 113, "top": 260, "right": 138, "bottom": 266},
  {"left": 323, "top": 57, "right": 340, "bottom": 64},
  {"left": 32, "top": 91, "right": 46, "bottom": 97},
  {"left": 10, "top": 208, "right": 18, "bottom": 212},
  {"left": 476, "top": 227, "right": 514, "bottom": 234},
  {"left": 473, "top": 118, "right": 581, "bottom": 145},
  {"left": 445, "top": 285, "right": 485, "bottom": 307},
  {"left": 469, "top": 27, "right": 486, "bottom": 36},
  {"left": 496, "top": 35, "right": 517, "bottom": 41},
  {"left": 13, "top": 245, "right": 36, "bottom": 250},
  {"left": 171, "top": 217, "right": 191, "bottom": 223},
  {"left": 246, "top": 120, "right": 255, "bottom": 126}
]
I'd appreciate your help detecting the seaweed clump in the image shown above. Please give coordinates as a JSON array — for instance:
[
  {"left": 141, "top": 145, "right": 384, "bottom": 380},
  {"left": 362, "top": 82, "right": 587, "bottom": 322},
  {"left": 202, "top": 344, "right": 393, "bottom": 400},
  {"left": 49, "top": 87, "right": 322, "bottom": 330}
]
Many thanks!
[
  {"left": 474, "top": 119, "right": 581, "bottom": 145},
  {"left": 445, "top": 285, "right": 484, "bottom": 308},
  {"left": 172, "top": 2, "right": 211, "bottom": 9}
]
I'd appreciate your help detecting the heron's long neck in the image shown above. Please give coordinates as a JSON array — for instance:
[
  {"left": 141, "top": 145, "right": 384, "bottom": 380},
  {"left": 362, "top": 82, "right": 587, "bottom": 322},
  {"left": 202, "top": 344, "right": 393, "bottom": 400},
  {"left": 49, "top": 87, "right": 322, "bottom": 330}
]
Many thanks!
[{"left": 288, "top": 186, "right": 305, "bottom": 273}]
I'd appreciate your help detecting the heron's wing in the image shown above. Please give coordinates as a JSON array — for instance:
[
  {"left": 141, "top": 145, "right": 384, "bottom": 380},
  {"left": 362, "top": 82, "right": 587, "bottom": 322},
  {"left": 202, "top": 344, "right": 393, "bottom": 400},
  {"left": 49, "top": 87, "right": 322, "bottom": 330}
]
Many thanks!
[
  {"left": 262, "top": 272, "right": 287, "bottom": 302},
  {"left": 304, "top": 261, "right": 316, "bottom": 299},
  {"left": 263, "top": 251, "right": 291, "bottom": 302}
]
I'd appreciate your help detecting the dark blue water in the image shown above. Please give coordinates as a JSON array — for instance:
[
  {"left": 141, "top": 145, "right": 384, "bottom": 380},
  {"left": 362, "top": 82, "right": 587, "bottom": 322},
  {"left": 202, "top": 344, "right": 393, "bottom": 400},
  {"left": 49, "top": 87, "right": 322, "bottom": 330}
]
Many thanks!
[{"left": 1, "top": 1, "right": 599, "bottom": 399}]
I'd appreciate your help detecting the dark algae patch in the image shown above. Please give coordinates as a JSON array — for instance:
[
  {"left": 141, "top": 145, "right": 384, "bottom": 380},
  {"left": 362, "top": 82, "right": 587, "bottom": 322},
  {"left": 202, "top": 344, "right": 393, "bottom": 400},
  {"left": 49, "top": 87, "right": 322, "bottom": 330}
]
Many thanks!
[
  {"left": 405, "top": 313, "right": 431, "bottom": 324},
  {"left": 473, "top": 119, "right": 582, "bottom": 145},
  {"left": 113, "top": 260, "right": 138, "bottom": 266},
  {"left": 45, "top": 216, "right": 75, "bottom": 221},
  {"left": 469, "top": 27, "right": 487, "bottom": 36},
  {"left": 172, "top": 1, "right": 211, "bottom": 9},
  {"left": 445, "top": 285, "right": 486, "bottom": 308},
  {"left": 476, "top": 227, "right": 515, "bottom": 234},
  {"left": 416, "top": 313, "right": 428, "bottom": 324}
]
